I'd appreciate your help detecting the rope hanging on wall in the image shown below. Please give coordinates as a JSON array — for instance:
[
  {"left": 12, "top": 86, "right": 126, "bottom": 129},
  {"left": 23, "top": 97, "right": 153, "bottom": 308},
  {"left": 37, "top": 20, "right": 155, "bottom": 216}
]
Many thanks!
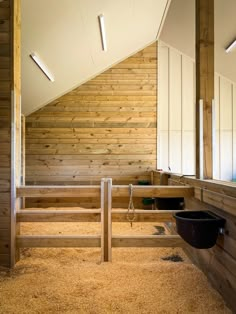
[{"left": 127, "top": 184, "right": 135, "bottom": 227}]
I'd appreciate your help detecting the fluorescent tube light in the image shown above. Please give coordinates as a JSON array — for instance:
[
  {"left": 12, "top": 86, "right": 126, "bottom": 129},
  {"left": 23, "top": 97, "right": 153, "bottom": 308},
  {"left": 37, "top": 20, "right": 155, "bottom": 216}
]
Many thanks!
[
  {"left": 225, "top": 39, "right": 236, "bottom": 53},
  {"left": 29, "top": 53, "right": 55, "bottom": 82},
  {"left": 98, "top": 14, "right": 107, "bottom": 51}
]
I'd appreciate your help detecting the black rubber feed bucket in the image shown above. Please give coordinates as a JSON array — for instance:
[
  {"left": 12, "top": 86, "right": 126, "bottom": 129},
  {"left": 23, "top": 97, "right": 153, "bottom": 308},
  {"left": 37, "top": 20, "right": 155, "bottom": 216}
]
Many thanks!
[
  {"left": 173, "top": 211, "right": 225, "bottom": 249},
  {"left": 155, "top": 197, "right": 184, "bottom": 210}
]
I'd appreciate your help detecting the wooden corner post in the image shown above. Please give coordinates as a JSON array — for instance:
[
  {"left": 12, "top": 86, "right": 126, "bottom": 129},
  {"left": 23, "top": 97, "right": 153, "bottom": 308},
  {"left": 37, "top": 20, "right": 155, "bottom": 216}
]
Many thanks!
[
  {"left": 101, "top": 178, "right": 112, "bottom": 262},
  {"left": 195, "top": 0, "right": 214, "bottom": 179},
  {"left": 10, "top": 0, "right": 21, "bottom": 268}
]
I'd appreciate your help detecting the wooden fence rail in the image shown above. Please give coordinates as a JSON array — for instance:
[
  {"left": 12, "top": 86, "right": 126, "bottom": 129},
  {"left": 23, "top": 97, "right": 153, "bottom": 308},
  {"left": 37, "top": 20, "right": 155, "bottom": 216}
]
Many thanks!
[
  {"left": 17, "top": 185, "right": 193, "bottom": 198},
  {"left": 16, "top": 209, "right": 177, "bottom": 223},
  {"left": 112, "top": 185, "right": 194, "bottom": 198},
  {"left": 15, "top": 178, "right": 191, "bottom": 261},
  {"left": 16, "top": 209, "right": 101, "bottom": 222},
  {"left": 16, "top": 186, "right": 100, "bottom": 198},
  {"left": 17, "top": 235, "right": 101, "bottom": 248}
]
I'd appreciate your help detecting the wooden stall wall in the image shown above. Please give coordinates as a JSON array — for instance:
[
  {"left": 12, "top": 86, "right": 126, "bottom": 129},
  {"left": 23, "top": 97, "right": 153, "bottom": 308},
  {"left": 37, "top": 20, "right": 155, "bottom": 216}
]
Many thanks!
[
  {"left": 25, "top": 43, "right": 157, "bottom": 208},
  {"left": 167, "top": 173, "right": 236, "bottom": 313},
  {"left": 158, "top": 41, "right": 236, "bottom": 181},
  {"left": 153, "top": 171, "right": 236, "bottom": 312},
  {"left": 0, "top": 0, "right": 11, "bottom": 267},
  {"left": 0, "top": 0, "right": 21, "bottom": 267}
]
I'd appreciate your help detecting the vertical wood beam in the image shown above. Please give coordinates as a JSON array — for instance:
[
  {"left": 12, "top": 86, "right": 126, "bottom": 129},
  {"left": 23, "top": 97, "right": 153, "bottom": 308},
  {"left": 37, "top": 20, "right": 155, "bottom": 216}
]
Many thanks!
[
  {"left": 10, "top": 0, "right": 21, "bottom": 267},
  {"left": 0, "top": 0, "right": 21, "bottom": 268},
  {"left": 196, "top": 0, "right": 214, "bottom": 179},
  {"left": 101, "top": 178, "right": 112, "bottom": 262},
  {"left": 0, "top": 0, "right": 11, "bottom": 268}
]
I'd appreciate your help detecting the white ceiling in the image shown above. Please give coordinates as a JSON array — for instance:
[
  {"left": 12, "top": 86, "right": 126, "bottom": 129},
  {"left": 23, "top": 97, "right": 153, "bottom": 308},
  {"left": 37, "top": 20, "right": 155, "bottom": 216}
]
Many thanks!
[
  {"left": 21, "top": 0, "right": 170, "bottom": 115},
  {"left": 160, "top": 0, "right": 236, "bottom": 83}
]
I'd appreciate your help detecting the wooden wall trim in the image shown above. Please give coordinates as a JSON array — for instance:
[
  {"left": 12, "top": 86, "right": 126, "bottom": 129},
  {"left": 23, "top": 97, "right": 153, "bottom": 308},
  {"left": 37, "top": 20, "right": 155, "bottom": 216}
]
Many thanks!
[
  {"left": 152, "top": 171, "right": 236, "bottom": 216},
  {"left": 10, "top": 0, "right": 21, "bottom": 267},
  {"left": 153, "top": 171, "right": 236, "bottom": 197}
]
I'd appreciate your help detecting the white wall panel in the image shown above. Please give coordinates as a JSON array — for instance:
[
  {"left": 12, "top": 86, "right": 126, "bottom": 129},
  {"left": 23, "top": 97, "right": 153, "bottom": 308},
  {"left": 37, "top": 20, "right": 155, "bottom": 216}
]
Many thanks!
[
  {"left": 233, "top": 85, "right": 236, "bottom": 181},
  {"left": 169, "top": 50, "right": 182, "bottom": 131},
  {"left": 158, "top": 42, "right": 194, "bottom": 174},
  {"left": 220, "top": 78, "right": 233, "bottom": 131},
  {"left": 233, "top": 131, "right": 236, "bottom": 181},
  {"left": 234, "top": 85, "right": 236, "bottom": 131},
  {"left": 182, "top": 57, "right": 194, "bottom": 131},
  {"left": 215, "top": 74, "right": 220, "bottom": 130},
  {"left": 219, "top": 77, "right": 233, "bottom": 180},
  {"left": 158, "top": 131, "right": 169, "bottom": 171},
  {"left": 213, "top": 131, "right": 221, "bottom": 179},
  {"left": 158, "top": 41, "right": 236, "bottom": 181},
  {"left": 220, "top": 131, "right": 233, "bottom": 181},
  {"left": 182, "top": 131, "right": 195, "bottom": 175},
  {"left": 213, "top": 74, "right": 220, "bottom": 179},
  {"left": 169, "top": 131, "right": 182, "bottom": 173},
  {"left": 158, "top": 45, "right": 169, "bottom": 131}
]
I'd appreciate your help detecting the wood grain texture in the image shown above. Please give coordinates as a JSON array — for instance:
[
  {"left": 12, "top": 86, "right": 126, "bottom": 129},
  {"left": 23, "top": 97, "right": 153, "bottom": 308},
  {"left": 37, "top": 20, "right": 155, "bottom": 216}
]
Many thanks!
[
  {"left": 0, "top": 0, "right": 11, "bottom": 267},
  {"left": 101, "top": 178, "right": 112, "bottom": 262},
  {"left": 11, "top": 0, "right": 21, "bottom": 266},
  {"left": 112, "top": 235, "right": 186, "bottom": 247},
  {"left": 0, "top": 0, "right": 21, "bottom": 267},
  {"left": 160, "top": 170, "right": 236, "bottom": 312},
  {"left": 25, "top": 43, "right": 157, "bottom": 209},
  {"left": 112, "top": 185, "right": 194, "bottom": 198},
  {"left": 195, "top": 0, "right": 214, "bottom": 179},
  {"left": 17, "top": 186, "right": 100, "bottom": 198},
  {"left": 16, "top": 209, "right": 101, "bottom": 222},
  {"left": 112, "top": 209, "right": 177, "bottom": 222},
  {"left": 16, "top": 209, "right": 178, "bottom": 223},
  {"left": 16, "top": 235, "right": 101, "bottom": 248},
  {"left": 23, "top": 197, "right": 145, "bottom": 210}
]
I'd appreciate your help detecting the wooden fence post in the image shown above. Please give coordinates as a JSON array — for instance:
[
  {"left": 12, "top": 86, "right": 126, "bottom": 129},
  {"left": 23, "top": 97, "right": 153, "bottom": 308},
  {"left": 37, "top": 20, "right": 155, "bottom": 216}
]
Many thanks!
[
  {"left": 160, "top": 172, "right": 169, "bottom": 185},
  {"left": 21, "top": 114, "right": 25, "bottom": 208},
  {"left": 101, "top": 178, "right": 112, "bottom": 262}
]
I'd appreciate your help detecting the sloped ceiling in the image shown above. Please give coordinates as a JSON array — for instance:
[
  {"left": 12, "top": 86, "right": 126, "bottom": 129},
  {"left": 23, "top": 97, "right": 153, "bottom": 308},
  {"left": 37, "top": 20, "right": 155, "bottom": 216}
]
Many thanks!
[
  {"left": 160, "top": 0, "right": 236, "bottom": 83},
  {"left": 21, "top": 0, "right": 170, "bottom": 115}
]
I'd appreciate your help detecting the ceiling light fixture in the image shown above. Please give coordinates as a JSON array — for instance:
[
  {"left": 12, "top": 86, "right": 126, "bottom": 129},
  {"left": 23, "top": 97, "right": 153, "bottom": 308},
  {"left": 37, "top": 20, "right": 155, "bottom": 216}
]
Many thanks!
[
  {"left": 98, "top": 14, "right": 107, "bottom": 51},
  {"left": 29, "top": 53, "right": 55, "bottom": 82},
  {"left": 225, "top": 39, "right": 236, "bottom": 53}
]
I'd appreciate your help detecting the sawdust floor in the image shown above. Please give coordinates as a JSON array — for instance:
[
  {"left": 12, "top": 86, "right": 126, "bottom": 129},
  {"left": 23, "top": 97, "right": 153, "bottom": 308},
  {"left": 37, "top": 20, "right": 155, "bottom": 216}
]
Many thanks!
[{"left": 0, "top": 221, "right": 232, "bottom": 314}]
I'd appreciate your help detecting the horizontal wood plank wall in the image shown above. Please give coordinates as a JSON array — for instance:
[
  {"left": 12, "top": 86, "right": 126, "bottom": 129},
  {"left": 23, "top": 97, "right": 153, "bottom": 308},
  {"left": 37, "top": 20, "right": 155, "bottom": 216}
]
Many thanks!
[
  {"left": 182, "top": 195, "right": 236, "bottom": 312},
  {"left": 0, "top": 0, "right": 11, "bottom": 267},
  {"left": 25, "top": 43, "right": 157, "bottom": 208}
]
